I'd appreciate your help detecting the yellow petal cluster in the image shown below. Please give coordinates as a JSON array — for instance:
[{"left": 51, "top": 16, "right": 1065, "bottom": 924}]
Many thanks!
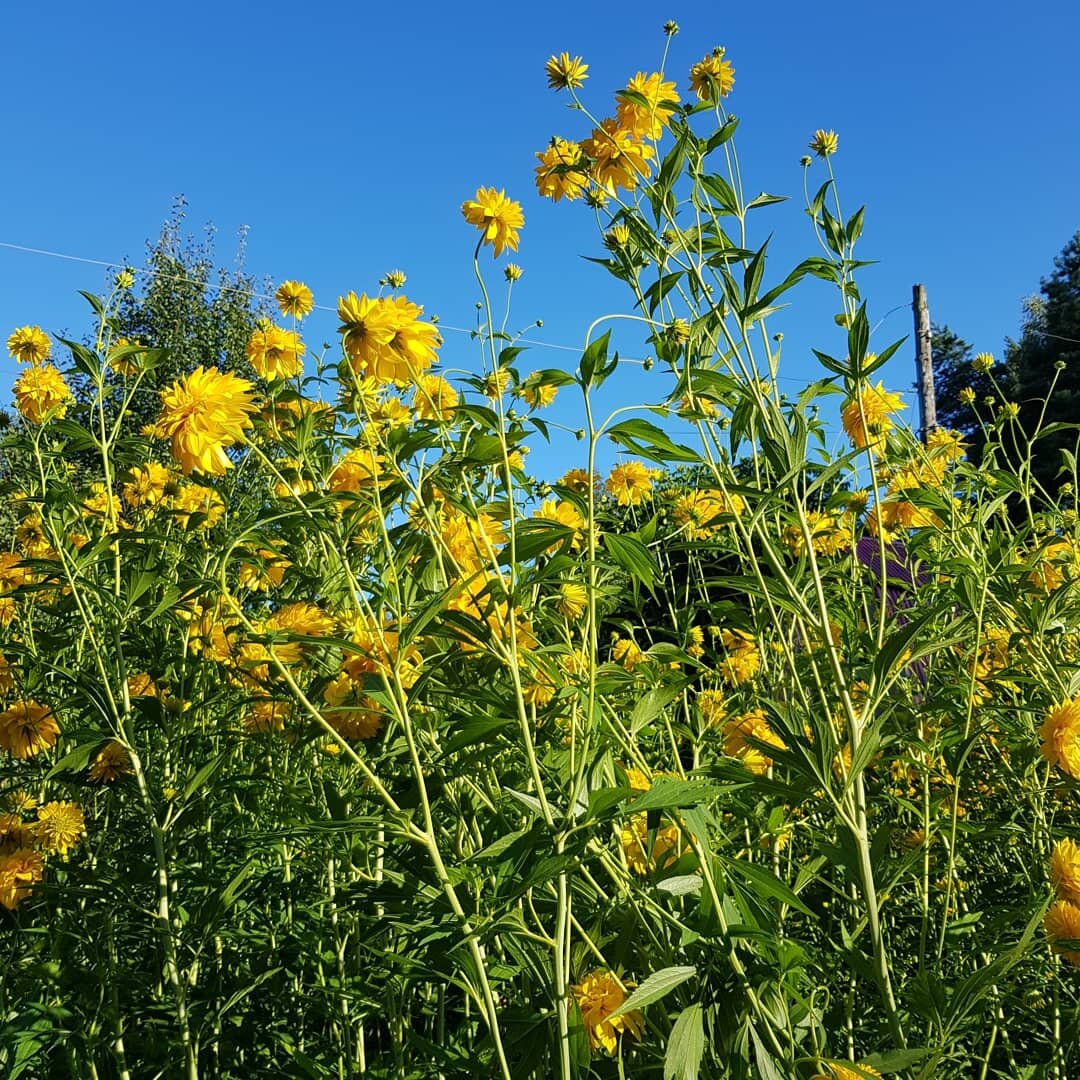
[
  {"left": 154, "top": 366, "right": 257, "bottom": 476},
  {"left": 571, "top": 970, "right": 643, "bottom": 1055},
  {"left": 337, "top": 292, "right": 441, "bottom": 382},
  {"left": 461, "top": 188, "right": 525, "bottom": 258}
]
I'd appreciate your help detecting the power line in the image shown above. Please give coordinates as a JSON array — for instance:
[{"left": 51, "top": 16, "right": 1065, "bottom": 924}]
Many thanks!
[{"left": 0, "top": 237, "right": 918, "bottom": 396}]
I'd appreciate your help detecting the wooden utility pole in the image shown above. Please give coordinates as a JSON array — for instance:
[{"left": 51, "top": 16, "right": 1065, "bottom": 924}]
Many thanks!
[{"left": 913, "top": 283, "right": 936, "bottom": 443}]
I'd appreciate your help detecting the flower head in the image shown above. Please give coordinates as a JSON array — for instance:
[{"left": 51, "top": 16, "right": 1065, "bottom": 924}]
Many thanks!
[
  {"left": 535, "top": 138, "right": 588, "bottom": 203},
  {"left": 0, "top": 700, "right": 60, "bottom": 759},
  {"left": 556, "top": 582, "right": 588, "bottom": 620},
  {"left": 571, "top": 970, "right": 644, "bottom": 1054},
  {"left": 616, "top": 72, "right": 681, "bottom": 140},
  {"left": 583, "top": 119, "right": 655, "bottom": 194},
  {"left": 13, "top": 363, "right": 74, "bottom": 423},
  {"left": 275, "top": 280, "right": 314, "bottom": 319},
  {"left": 1045, "top": 900, "right": 1080, "bottom": 967},
  {"left": 7, "top": 325, "right": 51, "bottom": 364},
  {"left": 811, "top": 1064, "right": 882, "bottom": 1080},
  {"left": 337, "top": 292, "right": 440, "bottom": 382},
  {"left": 246, "top": 325, "right": 306, "bottom": 381},
  {"left": 122, "top": 462, "right": 172, "bottom": 510},
  {"left": 154, "top": 366, "right": 257, "bottom": 475},
  {"left": 1041, "top": 698, "right": 1080, "bottom": 777},
  {"left": 1051, "top": 838, "right": 1080, "bottom": 905},
  {"left": 809, "top": 129, "right": 839, "bottom": 157},
  {"left": 461, "top": 188, "right": 524, "bottom": 258},
  {"left": 412, "top": 374, "right": 458, "bottom": 421},
  {"left": 606, "top": 461, "right": 655, "bottom": 506},
  {"left": 690, "top": 50, "right": 735, "bottom": 101},
  {"left": 35, "top": 801, "right": 86, "bottom": 858},
  {"left": 723, "top": 708, "right": 784, "bottom": 773},
  {"left": 89, "top": 741, "right": 132, "bottom": 783},
  {"left": 841, "top": 379, "right": 905, "bottom": 450},
  {"left": 546, "top": 52, "right": 588, "bottom": 91},
  {"left": 0, "top": 849, "right": 44, "bottom": 910}
]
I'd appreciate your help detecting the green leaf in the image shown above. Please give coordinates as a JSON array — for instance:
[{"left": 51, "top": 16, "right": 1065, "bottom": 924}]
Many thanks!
[
  {"left": 705, "top": 117, "right": 739, "bottom": 153},
  {"left": 606, "top": 418, "right": 698, "bottom": 464},
  {"left": 664, "top": 1004, "right": 705, "bottom": 1080},
  {"left": 579, "top": 330, "right": 612, "bottom": 387},
  {"left": 604, "top": 533, "right": 658, "bottom": 593},
  {"left": 609, "top": 965, "right": 695, "bottom": 1017},
  {"left": 46, "top": 741, "right": 100, "bottom": 779},
  {"left": 630, "top": 682, "right": 688, "bottom": 734},
  {"left": 720, "top": 855, "right": 815, "bottom": 917}
]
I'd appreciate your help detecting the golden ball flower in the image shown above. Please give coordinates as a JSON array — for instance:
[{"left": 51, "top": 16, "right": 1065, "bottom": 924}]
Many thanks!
[
  {"left": 545, "top": 52, "right": 588, "bottom": 91},
  {"left": 89, "top": 740, "right": 132, "bottom": 783},
  {"left": 275, "top": 280, "right": 315, "bottom": 318},
  {"left": 1044, "top": 900, "right": 1080, "bottom": 967},
  {"left": 246, "top": 325, "right": 306, "bottom": 381},
  {"left": 35, "top": 801, "right": 86, "bottom": 858},
  {"left": 556, "top": 582, "right": 588, "bottom": 620},
  {"left": 571, "top": 970, "right": 643, "bottom": 1055},
  {"left": 153, "top": 366, "right": 257, "bottom": 476},
  {"left": 0, "top": 848, "right": 44, "bottom": 910},
  {"left": 1051, "top": 838, "right": 1080, "bottom": 905},
  {"left": 605, "top": 461, "right": 654, "bottom": 506},
  {"left": 1041, "top": 697, "right": 1080, "bottom": 777},
  {"left": 0, "top": 699, "right": 60, "bottom": 759},
  {"left": 13, "top": 362, "right": 74, "bottom": 424},
  {"left": 7, "top": 325, "right": 51, "bottom": 364},
  {"left": 535, "top": 138, "right": 588, "bottom": 203},
  {"left": 461, "top": 187, "right": 524, "bottom": 258},
  {"left": 616, "top": 71, "right": 681, "bottom": 141},
  {"left": 689, "top": 50, "right": 735, "bottom": 101},
  {"left": 583, "top": 119, "right": 655, "bottom": 195},
  {"left": 840, "top": 379, "right": 906, "bottom": 450},
  {"left": 412, "top": 374, "right": 458, "bottom": 422}
]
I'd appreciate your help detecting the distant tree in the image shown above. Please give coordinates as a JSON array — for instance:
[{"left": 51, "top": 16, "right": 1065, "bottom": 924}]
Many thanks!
[
  {"left": 72, "top": 195, "right": 271, "bottom": 438},
  {"left": 1002, "top": 230, "right": 1080, "bottom": 496}
]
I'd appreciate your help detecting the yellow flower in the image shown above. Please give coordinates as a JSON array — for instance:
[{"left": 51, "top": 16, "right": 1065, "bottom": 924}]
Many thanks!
[
  {"left": 1028, "top": 540, "right": 1077, "bottom": 592},
  {"left": 583, "top": 119, "right": 655, "bottom": 194},
  {"left": 545, "top": 52, "right": 588, "bottom": 90},
  {"left": 723, "top": 709, "right": 785, "bottom": 774},
  {"left": 840, "top": 379, "right": 905, "bottom": 450},
  {"left": 244, "top": 698, "right": 291, "bottom": 734},
  {"left": 484, "top": 369, "right": 512, "bottom": 398},
  {"left": 958, "top": 387, "right": 976, "bottom": 405},
  {"left": 35, "top": 801, "right": 86, "bottom": 858},
  {"left": 0, "top": 813, "right": 34, "bottom": 853},
  {"left": 0, "top": 849, "right": 44, "bottom": 910},
  {"left": 972, "top": 351, "right": 995, "bottom": 374},
  {"left": 616, "top": 71, "right": 681, "bottom": 141},
  {"left": 697, "top": 688, "right": 726, "bottom": 727},
  {"left": 572, "top": 970, "right": 643, "bottom": 1055},
  {"left": 107, "top": 336, "right": 144, "bottom": 376},
  {"left": 521, "top": 376, "right": 558, "bottom": 409},
  {"left": 412, "top": 374, "right": 458, "bottom": 422},
  {"left": 535, "top": 498, "right": 588, "bottom": 553},
  {"left": 689, "top": 50, "right": 735, "bottom": 101},
  {"left": 718, "top": 629, "right": 760, "bottom": 686},
  {"left": 504, "top": 263, "right": 523, "bottom": 282},
  {"left": 89, "top": 741, "right": 131, "bottom": 783},
  {"left": 13, "top": 362, "right": 74, "bottom": 424},
  {"left": 605, "top": 461, "right": 654, "bottom": 507},
  {"left": 461, "top": 187, "right": 524, "bottom": 258},
  {"left": 122, "top": 462, "right": 172, "bottom": 510},
  {"left": 1041, "top": 698, "right": 1080, "bottom": 776},
  {"left": 237, "top": 548, "right": 291, "bottom": 592},
  {"left": 1051, "top": 838, "right": 1080, "bottom": 905},
  {"left": 170, "top": 484, "right": 225, "bottom": 529},
  {"left": 556, "top": 582, "right": 588, "bottom": 619},
  {"left": 275, "top": 280, "right": 314, "bottom": 319},
  {"left": 1044, "top": 900, "right": 1080, "bottom": 967},
  {"left": 612, "top": 637, "right": 643, "bottom": 671},
  {"left": 263, "top": 602, "right": 335, "bottom": 665},
  {"left": 672, "top": 489, "right": 744, "bottom": 540},
  {"left": 330, "top": 446, "right": 386, "bottom": 497},
  {"left": 559, "top": 468, "right": 597, "bottom": 495},
  {"left": 246, "top": 325, "right": 306, "bottom": 381},
  {"left": 337, "top": 292, "right": 440, "bottom": 382},
  {"left": 154, "top": 366, "right": 257, "bottom": 476},
  {"left": 3, "top": 790, "right": 36, "bottom": 814},
  {"left": 535, "top": 137, "right": 588, "bottom": 203},
  {"left": 812, "top": 1063, "right": 882, "bottom": 1080},
  {"left": 0, "top": 699, "right": 60, "bottom": 759},
  {"left": 7, "top": 325, "right": 52, "bottom": 364},
  {"left": 620, "top": 813, "right": 681, "bottom": 874},
  {"left": 129, "top": 671, "right": 161, "bottom": 697},
  {"left": 809, "top": 129, "right": 839, "bottom": 157}
]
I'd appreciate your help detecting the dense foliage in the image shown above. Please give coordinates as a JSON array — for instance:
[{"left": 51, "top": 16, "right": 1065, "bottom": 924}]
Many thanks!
[{"left": 2, "top": 32, "right": 1079, "bottom": 1080}]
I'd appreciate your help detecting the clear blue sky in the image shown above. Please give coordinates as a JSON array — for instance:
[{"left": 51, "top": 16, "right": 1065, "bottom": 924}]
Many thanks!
[{"left": 3, "top": 0, "right": 1078, "bottom": 473}]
